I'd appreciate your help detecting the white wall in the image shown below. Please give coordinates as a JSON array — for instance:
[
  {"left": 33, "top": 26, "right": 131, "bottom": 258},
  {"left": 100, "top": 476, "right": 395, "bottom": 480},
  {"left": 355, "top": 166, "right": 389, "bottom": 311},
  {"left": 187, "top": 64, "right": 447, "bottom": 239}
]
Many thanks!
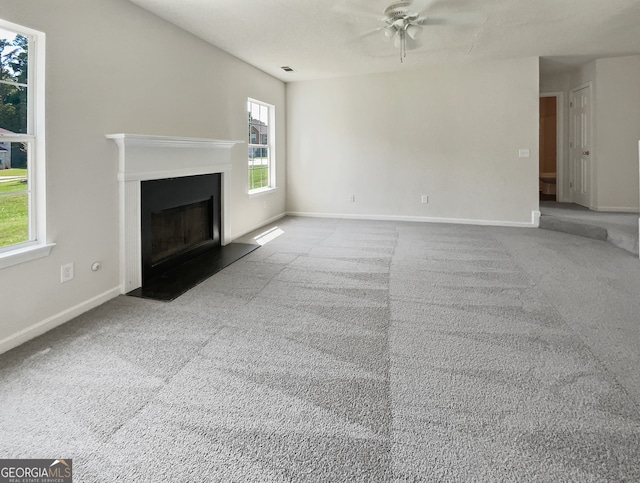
[
  {"left": 593, "top": 56, "right": 640, "bottom": 212},
  {"left": 286, "top": 58, "right": 540, "bottom": 225},
  {"left": 0, "top": 0, "right": 285, "bottom": 351}
]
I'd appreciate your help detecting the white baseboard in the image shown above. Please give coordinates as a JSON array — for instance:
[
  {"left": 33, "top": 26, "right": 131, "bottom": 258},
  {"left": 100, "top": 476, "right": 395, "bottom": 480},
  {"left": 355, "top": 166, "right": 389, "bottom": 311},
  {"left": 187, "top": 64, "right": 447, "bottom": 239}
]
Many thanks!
[
  {"left": 0, "top": 286, "right": 121, "bottom": 355},
  {"left": 231, "top": 212, "right": 287, "bottom": 241},
  {"left": 532, "top": 210, "right": 541, "bottom": 227},
  {"left": 591, "top": 206, "right": 639, "bottom": 214},
  {"left": 286, "top": 211, "right": 540, "bottom": 228}
]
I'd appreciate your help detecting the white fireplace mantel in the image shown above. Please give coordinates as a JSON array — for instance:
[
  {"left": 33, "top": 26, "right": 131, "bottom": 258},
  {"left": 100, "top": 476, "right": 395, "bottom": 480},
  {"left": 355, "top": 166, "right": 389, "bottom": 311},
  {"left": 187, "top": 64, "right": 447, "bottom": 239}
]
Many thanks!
[{"left": 106, "top": 133, "right": 243, "bottom": 294}]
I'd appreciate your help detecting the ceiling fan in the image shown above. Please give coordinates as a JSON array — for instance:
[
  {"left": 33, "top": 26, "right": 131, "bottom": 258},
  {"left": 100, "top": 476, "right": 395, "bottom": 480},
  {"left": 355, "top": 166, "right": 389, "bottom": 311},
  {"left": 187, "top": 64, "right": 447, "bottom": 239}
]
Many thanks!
[
  {"left": 339, "top": 0, "right": 467, "bottom": 62},
  {"left": 379, "top": 0, "right": 432, "bottom": 62}
]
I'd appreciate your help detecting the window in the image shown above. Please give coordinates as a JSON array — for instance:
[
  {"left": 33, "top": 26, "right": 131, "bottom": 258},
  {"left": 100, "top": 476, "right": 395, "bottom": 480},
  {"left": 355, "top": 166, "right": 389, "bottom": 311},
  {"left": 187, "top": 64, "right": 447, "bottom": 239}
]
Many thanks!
[
  {"left": 0, "top": 19, "right": 50, "bottom": 268},
  {"left": 247, "top": 98, "right": 275, "bottom": 193}
]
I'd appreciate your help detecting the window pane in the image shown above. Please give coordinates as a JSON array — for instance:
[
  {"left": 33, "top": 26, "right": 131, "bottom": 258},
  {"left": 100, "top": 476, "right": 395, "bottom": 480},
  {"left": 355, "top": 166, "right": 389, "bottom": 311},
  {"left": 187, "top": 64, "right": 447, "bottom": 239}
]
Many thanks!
[
  {"left": 259, "top": 125, "right": 268, "bottom": 145},
  {"left": 1, "top": 31, "right": 29, "bottom": 82},
  {"left": 250, "top": 103, "right": 260, "bottom": 124},
  {"left": 248, "top": 147, "right": 268, "bottom": 191},
  {"left": 0, "top": 141, "right": 29, "bottom": 247},
  {"left": 0, "top": 84, "right": 28, "bottom": 134},
  {"left": 259, "top": 105, "right": 268, "bottom": 124},
  {"left": 1, "top": 30, "right": 28, "bottom": 134}
]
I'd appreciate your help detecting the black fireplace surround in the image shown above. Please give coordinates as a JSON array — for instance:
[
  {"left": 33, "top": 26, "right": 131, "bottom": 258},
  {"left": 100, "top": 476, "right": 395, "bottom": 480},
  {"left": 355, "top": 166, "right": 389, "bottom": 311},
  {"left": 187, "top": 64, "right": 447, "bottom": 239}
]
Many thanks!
[{"left": 141, "top": 173, "right": 221, "bottom": 283}]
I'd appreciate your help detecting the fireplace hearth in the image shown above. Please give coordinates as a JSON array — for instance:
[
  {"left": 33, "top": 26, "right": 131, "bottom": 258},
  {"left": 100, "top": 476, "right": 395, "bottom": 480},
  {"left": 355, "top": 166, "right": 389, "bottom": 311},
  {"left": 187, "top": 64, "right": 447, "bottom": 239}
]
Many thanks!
[{"left": 129, "top": 173, "right": 257, "bottom": 301}]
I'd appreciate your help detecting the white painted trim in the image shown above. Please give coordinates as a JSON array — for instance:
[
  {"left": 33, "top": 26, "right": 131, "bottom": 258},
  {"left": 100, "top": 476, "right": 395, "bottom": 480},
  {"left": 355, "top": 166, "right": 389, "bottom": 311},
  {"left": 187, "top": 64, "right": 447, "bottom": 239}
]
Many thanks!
[
  {"left": 0, "top": 242, "right": 55, "bottom": 269},
  {"left": 532, "top": 210, "right": 541, "bottom": 227},
  {"left": 591, "top": 206, "right": 640, "bottom": 213},
  {"left": 0, "top": 286, "right": 120, "bottom": 355},
  {"left": 248, "top": 187, "right": 278, "bottom": 198},
  {"left": 105, "top": 133, "right": 243, "bottom": 150},
  {"left": 285, "top": 212, "right": 539, "bottom": 228},
  {"left": 232, "top": 212, "right": 287, "bottom": 240},
  {"left": 540, "top": 92, "right": 565, "bottom": 201},
  {"left": 247, "top": 98, "right": 276, "bottom": 192},
  {"left": 33, "top": 29, "right": 47, "bottom": 248}
]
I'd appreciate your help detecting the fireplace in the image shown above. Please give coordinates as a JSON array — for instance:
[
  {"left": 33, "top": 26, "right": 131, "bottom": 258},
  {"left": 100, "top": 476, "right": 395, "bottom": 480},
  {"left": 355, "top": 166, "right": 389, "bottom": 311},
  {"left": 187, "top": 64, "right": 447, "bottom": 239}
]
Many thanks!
[
  {"left": 106, "top": 133, "right": 246, "bottom": 295},
  {"left": 141, "top": 173, "right": 221, "bottom": 284}
]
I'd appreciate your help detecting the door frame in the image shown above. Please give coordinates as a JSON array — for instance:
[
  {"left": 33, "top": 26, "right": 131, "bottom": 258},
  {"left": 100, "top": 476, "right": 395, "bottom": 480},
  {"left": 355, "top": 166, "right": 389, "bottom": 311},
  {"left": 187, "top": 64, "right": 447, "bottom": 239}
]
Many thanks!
[
  {"left": 569, "top": 82, "right": 594, "bottom": 208},
  {"left": 540, "top": 92, "right": 564, "bottom": 201}
]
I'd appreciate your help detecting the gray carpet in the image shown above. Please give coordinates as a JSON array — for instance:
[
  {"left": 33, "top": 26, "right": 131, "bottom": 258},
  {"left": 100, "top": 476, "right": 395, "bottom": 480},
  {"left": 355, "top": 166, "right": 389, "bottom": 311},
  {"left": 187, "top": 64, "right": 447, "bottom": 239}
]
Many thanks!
[
  {"left": 539, "top": 201, "right": 639, "bottom": 256},
  {"left": 1, "top": 216, "right": 640, "bottom": 481}
]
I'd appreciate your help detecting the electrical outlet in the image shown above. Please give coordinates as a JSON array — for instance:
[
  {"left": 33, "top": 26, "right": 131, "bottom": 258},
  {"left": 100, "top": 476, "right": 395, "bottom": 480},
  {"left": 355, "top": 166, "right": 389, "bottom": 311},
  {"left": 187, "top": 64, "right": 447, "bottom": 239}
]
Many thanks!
[
  {"left": 518, "top": 148, "right": 530, "bottom": 158},
  {"left": 61, "top": 262, "right": 74, "bottom": 283},
  {"left": 421, "top": 195, "right": 429, "bottom": 204}
]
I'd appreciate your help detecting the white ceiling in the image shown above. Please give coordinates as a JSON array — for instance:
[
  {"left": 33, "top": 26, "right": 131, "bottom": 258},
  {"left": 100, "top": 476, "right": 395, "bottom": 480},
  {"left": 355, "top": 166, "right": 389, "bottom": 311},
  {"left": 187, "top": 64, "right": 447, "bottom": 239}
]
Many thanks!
[{"left": 127, "top": 0, "right": 640, "bottom": 82}]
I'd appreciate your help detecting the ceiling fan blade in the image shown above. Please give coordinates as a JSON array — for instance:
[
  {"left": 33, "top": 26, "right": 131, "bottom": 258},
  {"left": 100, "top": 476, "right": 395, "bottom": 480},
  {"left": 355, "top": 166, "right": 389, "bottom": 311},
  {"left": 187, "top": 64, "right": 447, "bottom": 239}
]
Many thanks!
[
  {"left": 410, "top": 0, "right": 437, "bottom": 15},
  {"left": 420, "top": 13, "right": 485, "bottom": 27},
  {"left": 353, "top": 26, "right": 386, "bottom": 41},
  {"left": 420, "top": 16, "right": 450, "bottom": 26}
]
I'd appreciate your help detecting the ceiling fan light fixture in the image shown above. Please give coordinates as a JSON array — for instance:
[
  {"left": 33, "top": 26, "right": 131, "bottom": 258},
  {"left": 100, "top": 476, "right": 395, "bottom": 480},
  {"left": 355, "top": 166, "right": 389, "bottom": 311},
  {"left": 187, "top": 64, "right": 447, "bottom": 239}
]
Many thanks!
[
  {"left": 406, "top": 24, "right": 423, "bottom": 40},
  {"left": 393, "top": 34, "right": 403, "bottom": 49}
]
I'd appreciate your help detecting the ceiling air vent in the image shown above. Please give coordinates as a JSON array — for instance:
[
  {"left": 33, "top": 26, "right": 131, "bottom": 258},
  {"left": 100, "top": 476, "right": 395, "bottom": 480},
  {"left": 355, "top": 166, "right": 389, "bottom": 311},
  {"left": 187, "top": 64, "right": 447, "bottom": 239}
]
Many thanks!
[{"left": 280, "top": 66, "right": 295, "bottom": 72}]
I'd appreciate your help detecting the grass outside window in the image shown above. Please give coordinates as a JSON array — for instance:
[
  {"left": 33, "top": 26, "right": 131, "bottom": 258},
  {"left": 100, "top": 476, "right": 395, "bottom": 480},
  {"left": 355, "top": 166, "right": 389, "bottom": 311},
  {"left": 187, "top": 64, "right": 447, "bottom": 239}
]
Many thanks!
[
  {"left": 0, "top": 168, "right": 28, "bottom": 247},
  {"left": 249, "top": 163, "right": 269, "bottom": 191}
]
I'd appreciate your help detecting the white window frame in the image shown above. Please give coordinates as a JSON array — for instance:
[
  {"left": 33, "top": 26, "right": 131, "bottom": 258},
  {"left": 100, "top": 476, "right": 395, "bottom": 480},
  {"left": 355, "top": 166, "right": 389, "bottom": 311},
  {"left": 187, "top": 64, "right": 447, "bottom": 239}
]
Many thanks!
[
  {"left": 0, "top": 19, "right": 53, "bottom": 269},
  {"left": 247, "top": 98, "right": 276, "bottom": 196}
]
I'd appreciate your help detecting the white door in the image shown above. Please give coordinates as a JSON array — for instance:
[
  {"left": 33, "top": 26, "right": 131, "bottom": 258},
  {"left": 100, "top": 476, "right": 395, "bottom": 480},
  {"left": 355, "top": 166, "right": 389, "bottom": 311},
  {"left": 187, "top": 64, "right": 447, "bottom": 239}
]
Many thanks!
[{"left": 570, "top": 86, "right": 591, "bottom": 207}]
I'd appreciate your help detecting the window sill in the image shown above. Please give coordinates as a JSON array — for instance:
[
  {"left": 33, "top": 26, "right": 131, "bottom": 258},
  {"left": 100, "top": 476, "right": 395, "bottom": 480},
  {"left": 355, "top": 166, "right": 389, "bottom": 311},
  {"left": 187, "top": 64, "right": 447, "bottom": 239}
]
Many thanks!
[
  {"left": 249, "top": 187, "right": 278, "bottom": 198},
  {"left": 0, "top": 242, "right": 56, "bottom": 270}
]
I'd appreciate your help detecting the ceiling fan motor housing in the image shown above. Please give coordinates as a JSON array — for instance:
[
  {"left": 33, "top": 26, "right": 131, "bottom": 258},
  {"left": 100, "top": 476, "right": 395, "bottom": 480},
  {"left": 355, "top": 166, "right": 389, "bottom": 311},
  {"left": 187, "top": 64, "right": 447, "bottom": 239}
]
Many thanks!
[{"left": 384, "top": 1, "right": 414, "bottom": 20}]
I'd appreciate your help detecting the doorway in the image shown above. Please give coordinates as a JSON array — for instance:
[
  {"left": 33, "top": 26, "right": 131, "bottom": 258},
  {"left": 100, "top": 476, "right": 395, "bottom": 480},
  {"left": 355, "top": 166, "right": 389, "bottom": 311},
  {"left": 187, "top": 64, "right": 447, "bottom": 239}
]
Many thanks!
[
  {"left": 539, "top": 96, "right": 557, "bottom": 201},
  {"left": 539, "top": 92, "right": 564, "bottom": 203}
]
